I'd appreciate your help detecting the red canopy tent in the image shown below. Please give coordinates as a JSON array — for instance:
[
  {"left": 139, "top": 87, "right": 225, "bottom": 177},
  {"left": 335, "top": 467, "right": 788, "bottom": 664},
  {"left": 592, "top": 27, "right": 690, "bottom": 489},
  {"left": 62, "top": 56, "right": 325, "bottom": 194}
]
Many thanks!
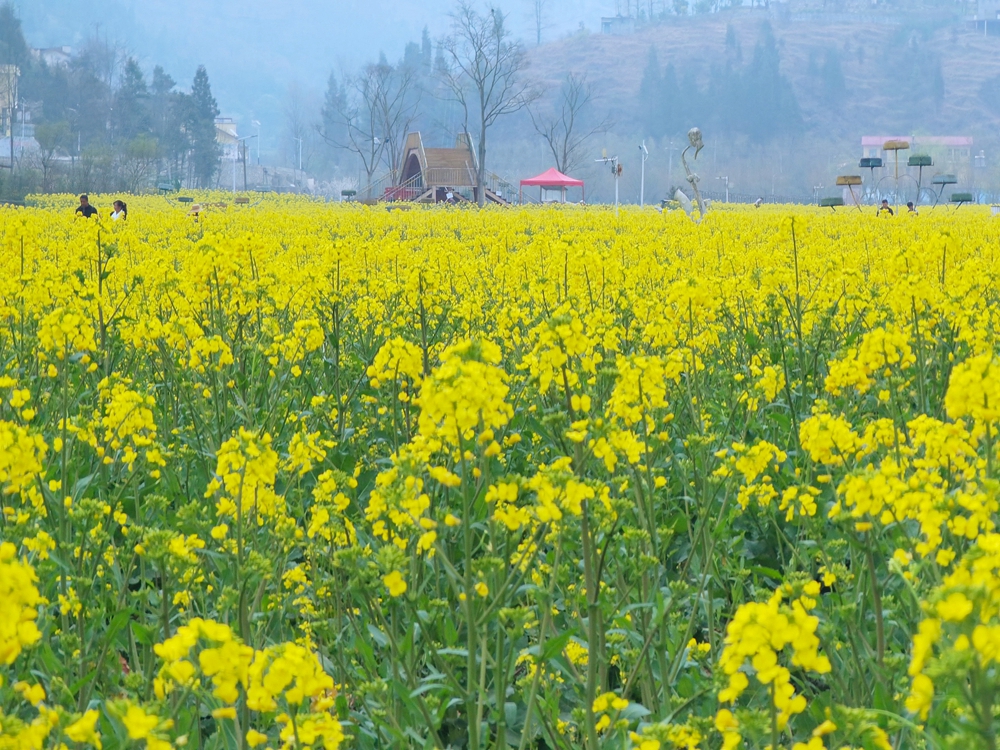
[{"left": 519, "top": 168, "right": 585, "bottom": 204}]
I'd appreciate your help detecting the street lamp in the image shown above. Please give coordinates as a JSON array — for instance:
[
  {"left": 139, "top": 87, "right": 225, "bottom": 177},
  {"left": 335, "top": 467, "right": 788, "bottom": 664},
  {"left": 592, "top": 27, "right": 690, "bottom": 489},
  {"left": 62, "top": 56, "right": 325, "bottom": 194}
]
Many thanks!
[
  {"left": 639, "top": 141, "right": 649, "bottom": 206},
  {"left": 716, "top": 175, "right": 729, "bottom": 203}
]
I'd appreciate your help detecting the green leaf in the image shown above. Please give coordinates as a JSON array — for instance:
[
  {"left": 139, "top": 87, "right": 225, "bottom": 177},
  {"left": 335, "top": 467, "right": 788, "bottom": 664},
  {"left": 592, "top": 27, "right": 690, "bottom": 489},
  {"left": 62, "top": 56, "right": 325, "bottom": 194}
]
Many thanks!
[
  {"left": 366, "top": 624, "right": 388, "bottom": 648},
  {"left": 131, "top": 622, "right": 154, "bottom": 646}
]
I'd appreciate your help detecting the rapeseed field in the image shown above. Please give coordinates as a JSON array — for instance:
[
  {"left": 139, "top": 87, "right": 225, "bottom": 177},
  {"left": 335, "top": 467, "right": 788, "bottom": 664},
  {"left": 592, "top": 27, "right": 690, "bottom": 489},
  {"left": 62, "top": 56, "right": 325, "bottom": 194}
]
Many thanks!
[{"left": 2, "top": 194, "right": 999, "bottom": 750}]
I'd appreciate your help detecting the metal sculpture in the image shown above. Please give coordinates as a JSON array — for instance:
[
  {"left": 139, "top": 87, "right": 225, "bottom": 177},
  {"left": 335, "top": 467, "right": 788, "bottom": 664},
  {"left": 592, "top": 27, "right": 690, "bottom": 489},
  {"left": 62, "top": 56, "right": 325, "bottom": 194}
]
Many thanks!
[{"left": 680, "top": 127, "right": 707, "bottom": 218}]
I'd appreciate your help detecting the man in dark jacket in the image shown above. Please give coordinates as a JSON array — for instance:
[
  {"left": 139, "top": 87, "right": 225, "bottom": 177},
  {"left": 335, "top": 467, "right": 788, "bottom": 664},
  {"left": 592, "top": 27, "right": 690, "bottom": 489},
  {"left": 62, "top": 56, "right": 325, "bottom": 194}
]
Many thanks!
[{"left": 75, "top": 194, "right": 97, "bottom": 218}]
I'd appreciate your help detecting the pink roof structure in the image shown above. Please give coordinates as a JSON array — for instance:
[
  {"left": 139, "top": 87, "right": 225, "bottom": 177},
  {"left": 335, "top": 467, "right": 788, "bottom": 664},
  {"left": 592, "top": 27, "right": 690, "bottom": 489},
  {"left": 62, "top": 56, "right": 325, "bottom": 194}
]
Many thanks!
[
  {"left": 861, "top": 136, "right": 973, "bottom": 148},
  {"left": 519, "top": 168, "right": 585, "bottom": 203}
]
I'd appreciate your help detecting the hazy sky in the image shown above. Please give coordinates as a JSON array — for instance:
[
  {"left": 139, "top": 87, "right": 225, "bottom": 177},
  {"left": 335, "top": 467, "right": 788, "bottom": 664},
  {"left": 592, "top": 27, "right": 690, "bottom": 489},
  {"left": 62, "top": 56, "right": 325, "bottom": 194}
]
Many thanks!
[
  {"left": 22, "top": 0, "right": 610, "bottom": 105},
  {"left": 19, "top": 0, "right": 610, "bottom": 159}
]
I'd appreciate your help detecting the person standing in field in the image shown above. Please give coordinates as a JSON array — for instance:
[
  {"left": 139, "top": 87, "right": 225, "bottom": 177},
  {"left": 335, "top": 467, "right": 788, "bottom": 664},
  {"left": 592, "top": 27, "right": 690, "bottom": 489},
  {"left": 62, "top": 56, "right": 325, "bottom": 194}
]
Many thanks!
[
  {"left": 877, "top": 199, "right": 894, "bottom": 216},
  {"left": 111, "top": 200, "right": 128, "bottom": 221},
  {"left": 75, "top": 194, "right": 97, "bottom": 218}
]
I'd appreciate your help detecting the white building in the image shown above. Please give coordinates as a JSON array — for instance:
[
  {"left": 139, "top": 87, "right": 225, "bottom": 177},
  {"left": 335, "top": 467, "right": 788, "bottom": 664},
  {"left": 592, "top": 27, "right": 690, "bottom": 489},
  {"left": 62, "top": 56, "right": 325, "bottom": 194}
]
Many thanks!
[{"left": 30, "top": 47, "right": 72, "bottom": 68}]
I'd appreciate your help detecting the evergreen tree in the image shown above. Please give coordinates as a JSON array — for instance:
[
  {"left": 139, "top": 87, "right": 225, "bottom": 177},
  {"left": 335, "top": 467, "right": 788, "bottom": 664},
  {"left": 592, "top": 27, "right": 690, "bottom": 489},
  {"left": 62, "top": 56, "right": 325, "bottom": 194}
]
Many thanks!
[
  {"left": 0, "top": 2, "right": 29, "bottom": 68},
  {"left": 661, "top": 63, "right": 681, "bottom": 136},
  {"left": 319, "top": 72, "right": 347, "bottom": 148},
  {"left": 739, "top": 22, "right": 802, "bottom": 141},
  {"left": 821, "top": 48, "right": 846, "bottom": 104},
  {"left": 677, "top": 69, "right": 704, "bottom": 134},
  {"left": 403, "top": 42, "right": 422, "bottom": 71},
  {"left": 67, "top": 44, "right": 114, "bottom": 149},
  {"left": 421, "top": 27, "right": 433, "bottom": 68},
  {"left": 149, "top": 66, "right": 190, "bottom": 182},
  {"left": 114, "top": 58, "right": 150, "bottom": 142},
  {"left": 725, "top": 24, "right": 742, "bottom": 65},
  {"left": 188, "top": 65, "right": 220, "bottom": 188},
  {"left": 150, "top": 65, "right": 176, "bottom": 141},
  {"left": 638, "top": 46, "right": 663, "bottom": 137}
]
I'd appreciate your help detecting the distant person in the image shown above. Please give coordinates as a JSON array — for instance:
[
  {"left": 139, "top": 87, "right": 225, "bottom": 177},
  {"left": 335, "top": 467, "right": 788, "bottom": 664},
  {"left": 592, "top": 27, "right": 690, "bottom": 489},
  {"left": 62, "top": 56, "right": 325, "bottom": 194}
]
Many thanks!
[
  {"left": 906, "top": 201, "right": 918, "bottom": 214},
  {"left": 75, "top": 194, "right": 97, "bottom": 218},
  {"left": 445, "top": 190, "right": 455, "bottom": 204},
  {"left": 111, "top": 200, "right": 128, "bottom": 221},
  {"left": 754, "top": 197, "right": 763, "bottom": 208},
  {"left": 877, "top": 199, "right": 894, "bottom": 216}
]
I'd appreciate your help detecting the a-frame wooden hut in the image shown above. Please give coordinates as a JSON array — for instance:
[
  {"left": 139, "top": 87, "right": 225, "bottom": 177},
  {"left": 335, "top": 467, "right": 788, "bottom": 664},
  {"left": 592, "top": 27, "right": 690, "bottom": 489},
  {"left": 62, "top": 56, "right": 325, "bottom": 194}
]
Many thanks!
[{"left": 392, "top": 132, "right": 510, "bottom": 204}]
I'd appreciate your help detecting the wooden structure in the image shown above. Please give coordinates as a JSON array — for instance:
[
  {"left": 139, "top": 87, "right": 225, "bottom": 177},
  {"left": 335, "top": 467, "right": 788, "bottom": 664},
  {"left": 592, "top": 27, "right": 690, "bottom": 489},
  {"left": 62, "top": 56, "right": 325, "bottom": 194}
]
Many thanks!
[{"left": 386, "top": 132, "right": 512, "bottom": 205}]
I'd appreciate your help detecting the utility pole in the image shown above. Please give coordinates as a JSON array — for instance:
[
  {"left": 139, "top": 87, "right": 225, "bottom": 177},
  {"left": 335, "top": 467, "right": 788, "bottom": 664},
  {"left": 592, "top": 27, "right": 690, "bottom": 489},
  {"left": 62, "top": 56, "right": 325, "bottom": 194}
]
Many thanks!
[
  {"left": 596, "top": 152, "right": 620, "bottom": 215},
  {"left": 716, "top": 175, "right": 729, "bottom": 203},
  {"left": 233, "top": 135, "right": 256, "bottom": 195},
  {"left": 639, "top": 141, "right": 649, "bottom": 206},
  {"left": 252, "top": 120, "right": 260, "bottom": 164},
  {"left": 667, "top": 139, "right": 675, "bottom": 188}
]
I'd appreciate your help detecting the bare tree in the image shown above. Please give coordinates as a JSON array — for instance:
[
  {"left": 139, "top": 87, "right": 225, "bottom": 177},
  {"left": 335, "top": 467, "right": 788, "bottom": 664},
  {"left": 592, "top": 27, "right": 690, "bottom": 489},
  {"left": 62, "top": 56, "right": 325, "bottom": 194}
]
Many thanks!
[
  {"left": 372, "top": 63, "right": 420, "bottom": 182},
  {"left": 285, "top": 82, "right": 313, "bottom": 172},
  {"left": 319, "top": 62, "right": 419, "bottom": 198},
  {"left": 529, "top": 73, "right": 612, "bottom": 176},
  {"left": 439, "top": 1, "right": 538, "bottom": 206},
  {"left": 529, "top": 0, "right": 549, "bottom": 45},
  {"left": 119, "top": 133, "right": 160, "bottom": 192},
  {"left": 34, "top": 120, "right": 71, "bottom": 190}
]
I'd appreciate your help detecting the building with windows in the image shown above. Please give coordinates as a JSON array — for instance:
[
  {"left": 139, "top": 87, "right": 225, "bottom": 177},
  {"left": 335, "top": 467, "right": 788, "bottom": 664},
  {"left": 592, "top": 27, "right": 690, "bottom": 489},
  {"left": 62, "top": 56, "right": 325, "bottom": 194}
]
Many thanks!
[
  {"left": 601, "top": 15, "right": 635, "bottom": 34},
  {"left": 215, "top": 117, "right": 239, "bottom": 160},
  {"left": 969, "top": 0, "right": 1000, "bottom": 33}
]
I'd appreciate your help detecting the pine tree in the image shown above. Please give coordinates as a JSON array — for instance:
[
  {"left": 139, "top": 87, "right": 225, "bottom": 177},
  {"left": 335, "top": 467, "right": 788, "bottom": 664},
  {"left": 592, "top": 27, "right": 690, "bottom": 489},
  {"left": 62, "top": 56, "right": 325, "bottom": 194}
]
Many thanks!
[
  {"left": 319, "top": 72, "right": 347, "bottom": 147},
  {"left": 114, "top": 58, "right": 150, "bottom": 142},
  {"left": 638, "top": 46, "right": 663, "bottom": 137},
  {"left": 150, "top": 65, "right": 176, "bottom": 141},
  {"left": 0, "top": 2, "right": 29, "bottom": 68},
  {"left": 821, "top": 48, "right": 846, "bottom": 105},
  {"left": 661, "top": 63, "right": 681, "bottom": 136},
  {"left": 740, "top": 22, "right": 801, "bottom": 141},
  {"left": 421, "top": 27, "right": 433, "bottom": 68},
  {"left": 188, "top": 65, "right": 220, "bottom": 188}
]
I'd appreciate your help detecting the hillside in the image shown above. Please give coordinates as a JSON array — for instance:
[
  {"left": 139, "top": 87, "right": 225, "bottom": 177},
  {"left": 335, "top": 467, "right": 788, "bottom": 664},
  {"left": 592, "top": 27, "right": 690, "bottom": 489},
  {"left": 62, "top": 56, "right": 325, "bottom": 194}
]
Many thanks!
[{"left": 528, "top": 10, "right": 1000, "bottom": 140}]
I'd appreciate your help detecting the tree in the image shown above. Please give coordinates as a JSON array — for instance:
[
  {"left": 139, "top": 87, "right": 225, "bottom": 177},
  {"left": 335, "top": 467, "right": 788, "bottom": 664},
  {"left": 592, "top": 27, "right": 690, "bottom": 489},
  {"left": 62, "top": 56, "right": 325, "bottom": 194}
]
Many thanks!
[
  {"left": 319, "top": 61, "right": 419, "bottom": 196},
  {"left": 529, "top": 0, "right": 549, "bottom": 46},
  {"left": 738, "top": 22, "right": 802, "bottom": 141},
  {"left": 150, "top": 66, "right": 176, "bottom": 146},
  {"left": 34, "top": 120, "right": 70, "bottom": 189},
  {"left": 284, "top": 81, "right": 313, "bottom": 172},
  {"left": 638, "top": 46, "right": 663, "bottom": 137},
  {"left": 188, "top": 65, "right": 220, "bottom": 188},
  {"left": 114, "top": 58, "right": 150, "bottom": 142},
  {"left": 421, "top": 27, "right": 433, "bottom": 68},
  {"left": 529, "top": 73, "right": 612, "bottom": 175},
  {"left": 439, "top": 2, "right": 538, "bottom": 206},
  {"left": 68, "top": 38, "right": 119, "bottom": 149},
  {"left": 148, "top": 66, "right": 189, "bottom": 183},
  {"left": 119, "top": 133, "right": 159, "bottom": 192},
  {"left": 0, "top": 2, "right": 29, "bottom": 68},
  {"left": 821, "top": 48, "right": 846, "bottom": 105}
]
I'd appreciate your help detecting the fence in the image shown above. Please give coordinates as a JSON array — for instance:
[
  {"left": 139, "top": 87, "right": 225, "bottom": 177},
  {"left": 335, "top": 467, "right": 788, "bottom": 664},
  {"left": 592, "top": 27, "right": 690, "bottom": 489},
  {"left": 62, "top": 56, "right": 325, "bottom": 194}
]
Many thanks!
[{"left": 699, "top": 189, "right": 811, "bottom": 205}]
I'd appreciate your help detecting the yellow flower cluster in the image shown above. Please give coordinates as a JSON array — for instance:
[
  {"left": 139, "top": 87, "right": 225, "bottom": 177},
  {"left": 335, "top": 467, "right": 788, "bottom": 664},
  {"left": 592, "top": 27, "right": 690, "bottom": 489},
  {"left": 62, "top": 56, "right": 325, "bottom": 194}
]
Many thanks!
[
  {"left": 0, "top": 542, "right": 41, "bottom": 665},
  {"left": 9, "top": 196, "right": 1000, "bottom": 750},
  {"left": 717, "top": 584, "right": 830, "bottom": 732}
]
